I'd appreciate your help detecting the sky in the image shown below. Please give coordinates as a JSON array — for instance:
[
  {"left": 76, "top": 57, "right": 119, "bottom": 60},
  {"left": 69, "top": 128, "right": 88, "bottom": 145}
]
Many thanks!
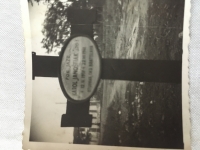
[
  {"left": 28, "top": 1, "right": 74, "bottom": 143},
  {"left": 29, "top": 0, "right": 59, "bottom": 56}
]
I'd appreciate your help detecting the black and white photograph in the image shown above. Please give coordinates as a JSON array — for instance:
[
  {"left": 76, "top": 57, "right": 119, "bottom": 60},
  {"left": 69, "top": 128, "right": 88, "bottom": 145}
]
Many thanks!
[{"left": 22, "top": 0, "right": 190, "bottom": 149}]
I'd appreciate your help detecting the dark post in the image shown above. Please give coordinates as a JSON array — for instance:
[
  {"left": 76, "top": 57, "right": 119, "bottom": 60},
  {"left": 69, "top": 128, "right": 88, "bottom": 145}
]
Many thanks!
[
  {"left": 67, "top": 8, "right": 96, "bottom": 37},
  {"left": 101, "top": 59, "right": 182, "bottom": 84},
  {"left": 61, "top": 101, "right": 92, "bottom": 127},
  {"left": 88, "top": 0, "right": 105, "bottom": 7},
  {"left": 32, "top": 52, "right": 59, "bottom": 80},
  {"left": 32, "top": 54, "right": 182, "bottom": 84}
]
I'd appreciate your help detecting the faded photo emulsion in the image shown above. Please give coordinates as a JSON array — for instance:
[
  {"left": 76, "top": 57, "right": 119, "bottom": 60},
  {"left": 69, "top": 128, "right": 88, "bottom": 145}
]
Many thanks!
[{"left": 22, "top": 0, "right": 191, "bottom": 150}]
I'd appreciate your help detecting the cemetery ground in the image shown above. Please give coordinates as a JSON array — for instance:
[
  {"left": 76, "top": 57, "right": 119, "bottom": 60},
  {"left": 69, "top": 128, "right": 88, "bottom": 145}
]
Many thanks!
[{"left": 98, "top": 0, "right": 184, "bottom": 148}]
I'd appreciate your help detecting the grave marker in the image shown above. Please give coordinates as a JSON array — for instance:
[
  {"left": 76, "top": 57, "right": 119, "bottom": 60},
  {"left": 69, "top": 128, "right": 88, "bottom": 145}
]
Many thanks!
[{"left": 32, "top": 8, "right": 182, "bottom": 127}]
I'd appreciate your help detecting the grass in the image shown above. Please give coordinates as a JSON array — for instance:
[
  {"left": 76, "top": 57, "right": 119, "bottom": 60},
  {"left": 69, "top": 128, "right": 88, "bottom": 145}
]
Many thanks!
[
  {"left": 101, "top": 82, "right": 183, "bottom": 148},
  {"left": 98, "top": 0, "right": 185, "bottom": 149}
]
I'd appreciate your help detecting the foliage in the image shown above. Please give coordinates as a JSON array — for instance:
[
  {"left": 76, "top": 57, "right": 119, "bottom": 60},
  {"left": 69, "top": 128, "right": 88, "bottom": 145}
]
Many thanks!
[
  {"left": 29, "top": 0, "right": 105, "bottom": 53},
  {"left": 94, "top": 81, "right": 103, "bottom": 101},
  {"left": 102, "top": 91, "right": 121, "bottom": 146},
  {"left": 41, "top": 0, "right": 71, "bottom": 53},
  {"left": 28, "top": 0, "right": 51, "bottom": 6},
  {"left": 74, "top": 128, "right": 92, "bottom": 144},
  {"left": 28, "top": 0, "right": 71, "bottom": 53}
]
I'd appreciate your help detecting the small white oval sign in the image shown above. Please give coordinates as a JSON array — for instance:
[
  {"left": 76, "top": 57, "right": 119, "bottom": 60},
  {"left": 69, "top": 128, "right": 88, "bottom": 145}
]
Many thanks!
[{"left": 59, "top": 36, "right": 101, "bottom": 101}]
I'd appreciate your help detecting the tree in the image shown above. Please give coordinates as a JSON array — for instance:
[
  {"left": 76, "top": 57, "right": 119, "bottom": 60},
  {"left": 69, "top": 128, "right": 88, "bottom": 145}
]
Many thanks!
[
  {"left": 28, "top": 0, "right": 52, "bottom": 6},
  {"left": 73, "top": 128, "right": 92, "bottom": 144},
  {"left": 28, "top": 0, "right": 72, "bottom": 53},
  {"left": 29, "top": 0, "right": 104, "bottom": 53},
  {"left": 41, "top": 0, "right": 71, "bottom": 53}
]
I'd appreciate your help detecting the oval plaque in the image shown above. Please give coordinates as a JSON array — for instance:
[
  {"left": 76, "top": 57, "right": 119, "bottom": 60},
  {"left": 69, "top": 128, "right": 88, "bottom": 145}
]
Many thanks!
[{"left": 58, "top": 35, "right": 101, "bottom": 102}]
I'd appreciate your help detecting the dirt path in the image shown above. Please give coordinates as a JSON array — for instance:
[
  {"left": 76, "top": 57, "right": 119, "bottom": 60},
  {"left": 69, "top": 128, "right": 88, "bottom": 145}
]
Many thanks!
[{"left": 115, "top": 0, "right": 150, "bottom": 59}]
